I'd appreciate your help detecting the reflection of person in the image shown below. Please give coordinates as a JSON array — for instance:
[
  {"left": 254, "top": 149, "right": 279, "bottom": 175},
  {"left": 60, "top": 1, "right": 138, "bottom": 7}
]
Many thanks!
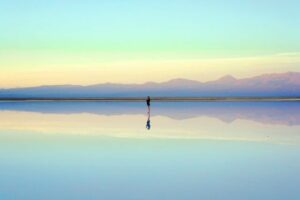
[
  {"left": 146, "top": 96, "right": 151, "bottom": 113},
  {"left": 146, "top": 111, "right": 151, "bottom": 130}
]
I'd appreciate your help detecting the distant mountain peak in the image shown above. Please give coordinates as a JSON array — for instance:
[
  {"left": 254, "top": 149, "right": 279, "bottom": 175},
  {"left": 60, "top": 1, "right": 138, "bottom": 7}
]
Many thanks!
[{"left": 218, "top": 75, "right": 236, "bottom": 81}]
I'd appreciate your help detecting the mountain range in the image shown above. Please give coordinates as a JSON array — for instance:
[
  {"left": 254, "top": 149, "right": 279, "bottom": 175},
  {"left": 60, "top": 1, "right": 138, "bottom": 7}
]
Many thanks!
[{"left": 1, "top": 72, "right": 300, "bottom": 97}]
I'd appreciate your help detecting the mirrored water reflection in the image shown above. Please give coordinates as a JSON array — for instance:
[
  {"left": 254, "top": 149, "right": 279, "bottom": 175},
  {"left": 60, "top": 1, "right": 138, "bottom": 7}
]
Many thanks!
[
  {"left": 0, "top": 101, "right": 299, "bottom": 199},
  {"left": 1, "top": 101, "right": 300, "bottom": 125}
]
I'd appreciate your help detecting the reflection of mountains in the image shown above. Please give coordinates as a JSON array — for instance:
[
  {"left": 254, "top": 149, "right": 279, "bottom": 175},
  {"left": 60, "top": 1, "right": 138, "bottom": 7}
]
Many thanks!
[{"left": 0, "top": 101, "right": 299, "bottom": 126}]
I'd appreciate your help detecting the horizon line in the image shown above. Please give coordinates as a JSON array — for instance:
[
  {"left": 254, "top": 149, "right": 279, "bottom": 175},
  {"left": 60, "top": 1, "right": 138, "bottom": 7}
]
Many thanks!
[{"left": 1, "top": 97, "right": 300, "bottom": 102}]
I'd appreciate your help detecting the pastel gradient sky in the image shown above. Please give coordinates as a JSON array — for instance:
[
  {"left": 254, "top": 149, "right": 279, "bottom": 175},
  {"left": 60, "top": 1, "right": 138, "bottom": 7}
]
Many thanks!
[{"left": 1, "top": 0, "right": 300, "bottom": 87}]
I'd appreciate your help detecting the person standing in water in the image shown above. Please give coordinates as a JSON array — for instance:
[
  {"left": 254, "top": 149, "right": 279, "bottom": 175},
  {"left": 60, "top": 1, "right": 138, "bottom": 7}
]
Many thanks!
[
  {"left": 146, "top": 96, "right": 151, "bottom": 113},
  {"left": 146, "top": 96, "right": 151, "bottom": 130}
]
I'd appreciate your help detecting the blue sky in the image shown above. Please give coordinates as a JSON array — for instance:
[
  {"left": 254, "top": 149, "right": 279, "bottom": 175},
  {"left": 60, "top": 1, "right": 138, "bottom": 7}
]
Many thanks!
[{"left": 0, "top": 0, "right": 300, "bottom": 87}]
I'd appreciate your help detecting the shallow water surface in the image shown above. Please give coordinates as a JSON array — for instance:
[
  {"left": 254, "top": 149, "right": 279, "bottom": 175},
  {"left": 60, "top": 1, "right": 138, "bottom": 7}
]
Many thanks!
[{"left": 0, "top": 101, "right": 299, "bottom": 200}]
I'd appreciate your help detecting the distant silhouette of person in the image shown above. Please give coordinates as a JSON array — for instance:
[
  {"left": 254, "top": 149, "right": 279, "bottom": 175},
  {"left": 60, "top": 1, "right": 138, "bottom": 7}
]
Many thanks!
[
  {"left": 146, "top": 111, "right": 151, "bottom": 130},
  {"left": 146, "top": 96, "right": 151, "bottom": 113}
]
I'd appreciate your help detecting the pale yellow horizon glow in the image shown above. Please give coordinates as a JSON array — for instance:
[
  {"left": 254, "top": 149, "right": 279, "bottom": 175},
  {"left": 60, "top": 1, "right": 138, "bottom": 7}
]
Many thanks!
[{"left": 1, "top": 52, "right": 300, "bottom": 88}]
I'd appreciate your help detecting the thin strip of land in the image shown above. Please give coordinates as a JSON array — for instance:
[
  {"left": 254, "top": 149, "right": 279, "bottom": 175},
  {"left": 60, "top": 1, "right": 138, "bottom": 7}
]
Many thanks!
[{"left": 0, "top": 97, "right": 300, "bottom": 102}]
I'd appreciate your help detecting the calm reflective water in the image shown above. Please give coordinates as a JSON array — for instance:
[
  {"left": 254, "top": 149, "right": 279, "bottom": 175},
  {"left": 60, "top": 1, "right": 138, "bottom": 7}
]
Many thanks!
[{"left": 0, "top": 101, "right": 299, "bottom": 200}]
